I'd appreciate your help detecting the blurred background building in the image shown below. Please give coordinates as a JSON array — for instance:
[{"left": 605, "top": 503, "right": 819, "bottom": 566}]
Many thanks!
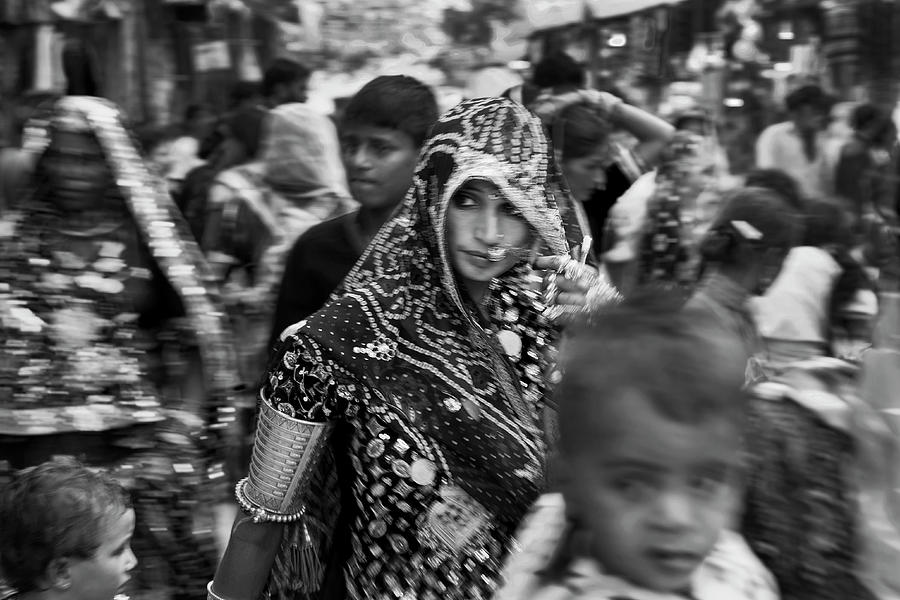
[{"left": 0, "top": 0, "right": 899, "bottom": 156}]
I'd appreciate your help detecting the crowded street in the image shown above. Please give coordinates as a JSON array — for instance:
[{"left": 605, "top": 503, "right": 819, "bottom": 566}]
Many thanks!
[{"left": 2, "top": 0, "right": 900, "bottom": 599}]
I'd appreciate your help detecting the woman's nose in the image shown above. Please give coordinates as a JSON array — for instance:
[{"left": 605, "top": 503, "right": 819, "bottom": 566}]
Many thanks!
[
  {"left": 476, "top": 210, "right": 503, "bottom": 244},
  {"left": 125, "top": 546, "right": 138, "bottom": 572}
]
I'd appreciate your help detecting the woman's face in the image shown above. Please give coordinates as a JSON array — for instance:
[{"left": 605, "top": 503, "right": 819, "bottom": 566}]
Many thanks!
[
  {"left": 563, "top": 146, "right": 613, "bottom": 202},
  {"left": 42, "top": 130, "right": 112, "bottom": 212},
  {"left": 445, "top": 179, "right": 532, "bottom": 298}
]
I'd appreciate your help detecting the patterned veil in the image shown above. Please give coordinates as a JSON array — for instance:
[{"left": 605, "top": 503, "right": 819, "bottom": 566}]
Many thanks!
[
  {"left": 309, "top": 97, "right": 570, "bottom": 516},
  {"left": 262, "top": 98, "right": 573, "bottom": 599}
]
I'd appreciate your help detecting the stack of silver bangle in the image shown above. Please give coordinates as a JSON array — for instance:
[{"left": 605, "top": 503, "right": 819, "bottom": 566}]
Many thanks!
[{"left": 233, "top": 399, "right": 333, "bottom": 522}]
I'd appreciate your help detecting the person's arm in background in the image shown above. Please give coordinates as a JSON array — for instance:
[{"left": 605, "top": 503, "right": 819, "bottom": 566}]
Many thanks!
[
  {"left": 532, "top": 89, "right": 674, "bottom": 169},
  {"left": 607, "top": 101, "right": 675, "bottom": 169}
]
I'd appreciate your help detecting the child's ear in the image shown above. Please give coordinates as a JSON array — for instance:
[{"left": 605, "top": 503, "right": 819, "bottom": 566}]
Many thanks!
[{"left": 44, "top": 557, "right": 73, "bottom": 592}]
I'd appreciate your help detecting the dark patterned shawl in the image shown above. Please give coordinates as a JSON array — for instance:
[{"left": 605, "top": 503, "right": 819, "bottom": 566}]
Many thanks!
[{"left": 283, "top": 97, "right": 571, "bottom": 523}]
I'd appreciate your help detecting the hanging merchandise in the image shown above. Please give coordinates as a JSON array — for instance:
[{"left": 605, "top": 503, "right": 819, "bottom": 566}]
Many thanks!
[
  {"left": 193, "top": 40, "right": 232, "bottom": 72},
  {"left": 32, "top": 25, "right": 57, "bottom": 91},
  {"left": 51, "top": 0, "right": 124, "bottom": 21},
  {"left": 716, "top": 0, "right": 763, "bottom": 63}
]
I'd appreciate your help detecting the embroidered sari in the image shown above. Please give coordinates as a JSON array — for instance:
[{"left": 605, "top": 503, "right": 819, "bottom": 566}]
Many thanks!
[{"left": 258, "top": 98, "right": 570, "bottom": 599}]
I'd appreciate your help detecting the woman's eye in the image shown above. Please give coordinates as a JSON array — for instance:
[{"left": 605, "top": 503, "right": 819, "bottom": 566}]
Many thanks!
[{"left": 452, "top": 194, "right": 479, "bottom": 208}]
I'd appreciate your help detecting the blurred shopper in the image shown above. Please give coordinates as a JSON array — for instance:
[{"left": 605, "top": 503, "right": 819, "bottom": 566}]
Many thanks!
[
  {"left": 834, "top": 103, "right": 900, "bottom": 283},
  {"left": 756, "top": 85, "right": 834, "bottom": 200},
  {"left": 262, "top": 58, "right": 311, "bottom": 108},
  {"left": 166, "top": 103, "right": 216, "bottom": 192},
  {"left": 752, "top": 198, "right": 876, "bottom": 364},
  {"left": 0, "top": 96, "right": 238, "bottom": 599},
  {"left": 269, "top": 75, "right": 439, "bottom": 342},
  {"left": 0, "top": 91, "right": 59, "bottom": 213},
  {"left": 686, "top": 187, "right": 802, "bottom": 367},
  {"left": 742, "top": 200, "right": 885, "bottom": 600},
  {"left": 175, "top": 105, "right": 267, "bottom": 243},
  {"left": 209, "top": 97, "right": 617, "bottom": 600},
  {"left": 835, "top": 103, "right": 898, "bottom": 226},
  {"left": 0, "top": 459, "right": 137, "bottom": 600},
  {"left": 203, "top": 103, "right": 352, "bottom": 396},
  {"left": 496, "top": 295, "right": 777, "bottom": 600},
  {"left": 533, "top": 85, "right": 674, "bottom": 255}
]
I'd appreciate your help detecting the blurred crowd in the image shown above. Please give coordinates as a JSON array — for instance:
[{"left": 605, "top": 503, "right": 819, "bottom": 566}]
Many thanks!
[{"left": 2, "top": 49, "right": 900, "bottom": 600}]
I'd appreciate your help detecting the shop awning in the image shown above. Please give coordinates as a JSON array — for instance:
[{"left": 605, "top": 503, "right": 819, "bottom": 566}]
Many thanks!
[
  {"left": 0, "top": 0, "right": 55, "bottom": 24},
  {"left": 525, "top": 0, "right": 685, "bottom": 32},
  {"left": 0, "top": 0, "right": 122, "bottom": 24}
]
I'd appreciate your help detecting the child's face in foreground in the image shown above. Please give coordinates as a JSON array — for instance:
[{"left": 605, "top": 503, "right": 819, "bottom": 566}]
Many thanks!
[
  {"left": 564, "top": 390, "right": 741, "bottom": 593},
  {"left": 66, "top": 508, "right": 136, "bottom": 600}
]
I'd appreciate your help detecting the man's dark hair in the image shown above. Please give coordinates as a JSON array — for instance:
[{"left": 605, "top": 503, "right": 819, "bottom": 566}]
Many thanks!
[
  {"left": 744, "top": 168, "right": 805, "bottom": 210},
  {"left": 229, "top": 80, "right": 262, "bottom": 109},
  {"left": 341, "top": 75, "right": 439, "bottom": 148},
  {"left": 532, "top": 51, "right": 584, "bottom": 90},
  {"left": 785, "top": 85, "right": 833, "bottom": 113},
  {"left": 262, "top": 58, "right": 311, "bottom": 100}
]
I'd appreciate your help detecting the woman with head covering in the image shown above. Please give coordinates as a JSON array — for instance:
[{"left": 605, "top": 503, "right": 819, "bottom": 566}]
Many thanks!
[
  {"left": 531, "top": 89, "right": 675, "bottom": 256},
  {"left": 202, "top": 102, "right": 354, "bottom": 395},
  {"left": 740, "top": 199, "right": 888, "bottom": 600},
  {"left": 686, "top": 187, "right": 802, "bottom": 366},
  {"left": 0, "top": 96, "right": 238, "bottom": 598},
  {"left": 208, "top": 97, "right": 618, "bottom": 600}
]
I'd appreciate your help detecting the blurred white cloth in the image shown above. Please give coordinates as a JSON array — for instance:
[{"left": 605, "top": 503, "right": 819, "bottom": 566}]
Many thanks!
[{"left": 752, "top": 246, "right": 842, "bottom": 344}]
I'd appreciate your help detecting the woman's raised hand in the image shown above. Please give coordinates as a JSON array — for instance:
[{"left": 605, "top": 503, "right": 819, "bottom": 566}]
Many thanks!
[{"left": 534, "top": 255, "right": 622, "bottom": 323}]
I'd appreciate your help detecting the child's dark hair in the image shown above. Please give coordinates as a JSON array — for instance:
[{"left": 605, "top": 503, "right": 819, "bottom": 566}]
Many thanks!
[
  {"left": 340, "top": 75, "right": 438, "bottom": 148},
  {"left": 556, "top": 291, "right": 748, "bottom": 458},
  {"left": 0, "top": 459, "right": 131, "bottom": 594},
  {"left": 699, "top": 187, "right": 801, "bottom": 265},
  {"left": 532, "top": 51, "right": 585, "bottom": 90},
  {"left": 262, "top": 58, "right": 311, "bottom": 99},
  {"left": 744, "top": 168, "right": 805, "bottom": 210}
]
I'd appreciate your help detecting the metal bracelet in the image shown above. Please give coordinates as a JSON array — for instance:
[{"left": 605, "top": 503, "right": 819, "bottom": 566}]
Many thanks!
[
  {"left": 234, "top": 477, "right": 306, "bottom": 524},
  {"left": 207, "top": 581, "right": 227, "bottom": 600}
]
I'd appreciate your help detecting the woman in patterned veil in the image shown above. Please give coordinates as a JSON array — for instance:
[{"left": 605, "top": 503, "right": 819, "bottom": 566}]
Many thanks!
[
  {"left": 0, "top": 96, "right": 238, "bottom": 599},
  {"left": 210, "top": 97, "right": 618, "bottom": 600}
]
